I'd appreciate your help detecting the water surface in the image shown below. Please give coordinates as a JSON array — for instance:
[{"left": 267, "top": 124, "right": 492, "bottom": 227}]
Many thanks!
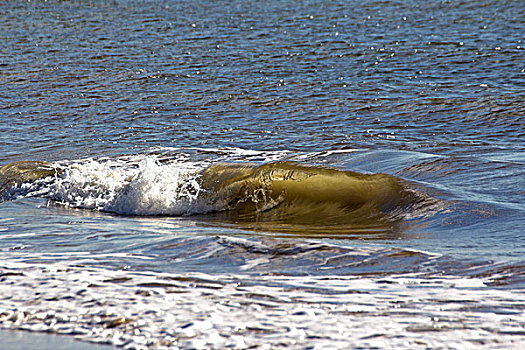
[{"left": 1, "top": 0, "right": 524, "bottom": 348}]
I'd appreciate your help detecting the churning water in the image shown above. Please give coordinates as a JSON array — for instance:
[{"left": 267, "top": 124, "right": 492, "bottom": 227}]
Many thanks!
[{"left": 1, "top": 0, "right": 524, "bottom": 349}]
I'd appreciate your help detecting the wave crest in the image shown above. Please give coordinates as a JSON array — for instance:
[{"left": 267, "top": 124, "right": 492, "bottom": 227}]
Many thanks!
[{"left": 0, "top": 158, "right": 442, "bottom": 235}]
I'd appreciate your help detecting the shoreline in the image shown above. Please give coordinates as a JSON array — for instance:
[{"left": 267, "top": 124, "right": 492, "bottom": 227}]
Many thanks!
[{"left": 0, "top": 329, "right": 115, "bottom": 350}]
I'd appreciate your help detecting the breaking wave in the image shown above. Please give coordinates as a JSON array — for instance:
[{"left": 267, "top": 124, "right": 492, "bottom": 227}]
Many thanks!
[{"left": 0, "top": 156, "right": 442, "bottom": 235}]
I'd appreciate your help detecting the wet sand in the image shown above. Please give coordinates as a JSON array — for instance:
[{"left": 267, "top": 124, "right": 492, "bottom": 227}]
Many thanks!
[{"left": 0, "top": 329, "right": 115, "bottom": 350}]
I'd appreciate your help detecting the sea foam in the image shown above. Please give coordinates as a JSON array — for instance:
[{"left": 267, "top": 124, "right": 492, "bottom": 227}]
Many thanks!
[{"left": 47, "top": 157, "right": 207, "bottom": 216}]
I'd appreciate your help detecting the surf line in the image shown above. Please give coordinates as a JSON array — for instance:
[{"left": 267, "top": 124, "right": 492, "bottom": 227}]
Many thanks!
[{"left": 0, "top": 160, "right": 414, "bottom": 215}]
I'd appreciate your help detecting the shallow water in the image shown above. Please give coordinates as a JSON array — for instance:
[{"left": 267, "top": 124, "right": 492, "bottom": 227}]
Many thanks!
[{"left": 1, "top": 0, "right": 524, "bottom": 348}]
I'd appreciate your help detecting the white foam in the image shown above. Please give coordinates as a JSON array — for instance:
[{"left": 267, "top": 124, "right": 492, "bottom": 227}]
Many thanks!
[
  {"left": 107, "top": 158, "right": 204, "bottom": 216},
  {"left": 46, "top": 157, "right": 210, "bottom": 216},
  {"left": 1, "top": 251, "right": 524, "bottom": 349}
]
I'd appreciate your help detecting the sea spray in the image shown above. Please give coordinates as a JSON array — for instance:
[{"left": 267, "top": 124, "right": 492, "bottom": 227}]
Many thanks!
[
  {"left": 47, "top": 159, "right": 135, "bottom": 210},
  {"left": 108, "top": 158, "right": 203, "bottom": 216},
  {"left": 43, "top": 158, "right": 205, "bottom": 215}
]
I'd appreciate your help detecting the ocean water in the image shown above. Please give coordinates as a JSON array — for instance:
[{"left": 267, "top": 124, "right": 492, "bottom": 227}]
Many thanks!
[{"left": 1, "top": 0, "right": 524, "bottom": 349}]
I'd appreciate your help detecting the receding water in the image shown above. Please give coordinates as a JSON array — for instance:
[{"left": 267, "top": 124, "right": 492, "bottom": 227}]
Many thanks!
[{"left": 1, "top": 0, "right": 524, "bottom": 349}]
